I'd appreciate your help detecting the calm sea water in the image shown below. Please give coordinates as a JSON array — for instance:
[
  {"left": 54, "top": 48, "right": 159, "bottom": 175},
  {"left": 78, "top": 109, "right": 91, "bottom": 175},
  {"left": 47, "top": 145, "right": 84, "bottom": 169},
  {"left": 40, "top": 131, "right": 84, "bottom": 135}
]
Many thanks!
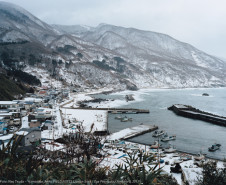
[{"left": 92, "top": 88, "right": 226, "bottom": 160}]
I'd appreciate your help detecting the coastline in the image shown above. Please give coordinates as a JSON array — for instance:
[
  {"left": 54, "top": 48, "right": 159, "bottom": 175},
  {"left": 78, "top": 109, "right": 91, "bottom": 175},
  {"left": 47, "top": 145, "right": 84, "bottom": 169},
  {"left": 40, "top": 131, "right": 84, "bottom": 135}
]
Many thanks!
[{"left": 81, "top": 87, "right": 226, "bottom": 161}]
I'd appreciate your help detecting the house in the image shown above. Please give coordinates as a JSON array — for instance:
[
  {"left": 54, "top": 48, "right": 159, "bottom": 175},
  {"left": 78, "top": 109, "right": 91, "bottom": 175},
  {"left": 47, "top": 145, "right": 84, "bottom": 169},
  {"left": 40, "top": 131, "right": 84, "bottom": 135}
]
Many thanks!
[
  {"left": 16, "top": 128, "right": 41, "bottom": 146},
  {"left": 29, "top": 120, "right": 41, "bottom": 128},
  {"left": 12, "top": 118, "right": 20, "bottom": 126},
  {"left": 42, "top": 120, "right": 54, "bottom": 130},
  {"left": 39, "top": 91, "right": 47, "bottom": 97},
  {"left": 0, "top": 101, "right": 18, "bottom": 109},
  {"left": 0, "top": 112, "right": 13, "bottom": 121},
  {"left": 24, "top": 101, "right": 35, "bottom": 111}
]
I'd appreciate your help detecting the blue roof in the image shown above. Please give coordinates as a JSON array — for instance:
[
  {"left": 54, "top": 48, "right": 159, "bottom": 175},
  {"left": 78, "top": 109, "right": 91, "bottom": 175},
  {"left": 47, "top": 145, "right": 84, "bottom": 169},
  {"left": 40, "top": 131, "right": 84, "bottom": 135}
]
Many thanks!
[
  {"left": 0, "top": 122, "right": 6, "bottom": 125},
  {"left": 45, "top": 120, "right": 53, "bottom": 123},
  {"left": 25, "top": 102, "right": 34, "bottom": 105}
]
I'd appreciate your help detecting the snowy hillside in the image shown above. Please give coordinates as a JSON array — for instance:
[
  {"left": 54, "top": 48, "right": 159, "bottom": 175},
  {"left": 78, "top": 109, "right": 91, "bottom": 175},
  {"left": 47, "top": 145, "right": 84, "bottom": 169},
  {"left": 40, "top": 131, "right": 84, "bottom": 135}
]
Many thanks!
[
  {"left": 0, "top": 1, "right": 58, "bottom": 45},
  {"left": 1, "top": 1, "right": 226, "bottom": 89},
  {"left": 59, "top": 23, "right": 226, "bottom": 88}
]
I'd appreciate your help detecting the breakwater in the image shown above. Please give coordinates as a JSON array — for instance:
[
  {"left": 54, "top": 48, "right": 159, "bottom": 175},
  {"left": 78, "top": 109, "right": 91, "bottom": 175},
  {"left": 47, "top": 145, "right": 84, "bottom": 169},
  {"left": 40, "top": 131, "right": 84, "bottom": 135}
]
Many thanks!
[
  {"left": 63, "top": 107, "right": 150, "bottom": 114},
  {"left": 168, "top": 104, "right": 226, "bottom": 126}
]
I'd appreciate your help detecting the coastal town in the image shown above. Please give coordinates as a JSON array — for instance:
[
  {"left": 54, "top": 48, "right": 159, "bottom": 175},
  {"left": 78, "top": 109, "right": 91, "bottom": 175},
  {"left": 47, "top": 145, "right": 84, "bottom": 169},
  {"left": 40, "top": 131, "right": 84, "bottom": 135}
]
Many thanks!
[{"left": 1, "top": 85, "right": 226, "bottom": 185}]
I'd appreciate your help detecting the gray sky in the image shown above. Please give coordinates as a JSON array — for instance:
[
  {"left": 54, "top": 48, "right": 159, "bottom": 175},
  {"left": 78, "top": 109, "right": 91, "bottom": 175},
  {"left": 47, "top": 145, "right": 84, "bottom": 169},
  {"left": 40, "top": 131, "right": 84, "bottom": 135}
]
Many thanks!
[{"left": 2, "top": 0, "right": 226, "bottom": 58}]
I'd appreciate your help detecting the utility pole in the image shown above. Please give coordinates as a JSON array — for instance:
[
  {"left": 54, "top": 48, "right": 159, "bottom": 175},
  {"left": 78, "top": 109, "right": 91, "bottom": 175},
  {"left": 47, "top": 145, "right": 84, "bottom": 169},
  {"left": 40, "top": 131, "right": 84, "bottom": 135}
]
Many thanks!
[{"left": 158, "top": 136, "right": 160, "bottom": 169}]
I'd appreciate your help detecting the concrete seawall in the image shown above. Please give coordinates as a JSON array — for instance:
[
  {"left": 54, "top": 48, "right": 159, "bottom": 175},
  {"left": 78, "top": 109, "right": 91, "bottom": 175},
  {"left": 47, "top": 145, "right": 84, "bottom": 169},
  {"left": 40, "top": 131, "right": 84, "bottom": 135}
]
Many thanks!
[{"left": 168, "top": 104, "right": 226, "bottom": 127}]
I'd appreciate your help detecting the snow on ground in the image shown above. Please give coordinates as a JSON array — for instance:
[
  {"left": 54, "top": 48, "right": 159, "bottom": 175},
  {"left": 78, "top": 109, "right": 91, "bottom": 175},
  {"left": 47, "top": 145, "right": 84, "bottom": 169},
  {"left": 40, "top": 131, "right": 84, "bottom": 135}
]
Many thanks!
[
  {"left": 87, "top": 90, "right": 146, "bottom": 108},
  {"left": 63, "top": 93, "right": 93, "bottom": 108},
  {"left": 41, "top": 106, "right": 68, "bottom": 139},
  {"left": 61, "top": 108, "right": 107, "bottom": 133},
  {"left": 24, "top": 66, "right": 63, "bottom": 88},
  {"left": 108, "top": 125, "right": 156, "bottom": 140},
  {"left": 0, "top": 134, "right": 13, "bottom": 141},
  {"left": 41, "top": 140, "right": 66, "bottom": 152},
  {"left": 99, "top": 141, "right": 226, "bottom": 185},
  {"left": 191, "top": 51, "right": 208, "bottom": 68},
  {"left": 62, "top": 88, "right": 115, "bottom": 108}
]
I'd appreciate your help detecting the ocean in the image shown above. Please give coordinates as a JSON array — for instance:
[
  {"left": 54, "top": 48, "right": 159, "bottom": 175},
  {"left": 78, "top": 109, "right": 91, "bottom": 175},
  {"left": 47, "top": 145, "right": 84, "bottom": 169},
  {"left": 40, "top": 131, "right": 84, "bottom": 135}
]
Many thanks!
[{"left": 91, "top": 88, "right": 226, "bottom": 160}]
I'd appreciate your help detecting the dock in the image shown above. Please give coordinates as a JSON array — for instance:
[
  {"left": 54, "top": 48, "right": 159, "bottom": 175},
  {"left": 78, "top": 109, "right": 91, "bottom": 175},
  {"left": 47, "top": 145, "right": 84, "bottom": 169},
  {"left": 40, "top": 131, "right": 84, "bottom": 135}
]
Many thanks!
[
  {"left": 63, "top": 107, "right": 149, "bottom": 114},
  {"left": 168, "top": 104, "right": 226, "bottom": 127},
  {"left": 108, "top": 124, "right": 158, "bottom": 140}
]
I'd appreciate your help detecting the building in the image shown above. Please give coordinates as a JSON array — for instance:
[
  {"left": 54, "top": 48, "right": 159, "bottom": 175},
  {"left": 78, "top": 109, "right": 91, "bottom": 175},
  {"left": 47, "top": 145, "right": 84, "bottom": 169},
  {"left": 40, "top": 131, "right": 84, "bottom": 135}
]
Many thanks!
[
  {"left": 24, "top": 102, "right": 35, "bottom": 111},
  {"left": 0, "top": 101, "right": 18, "bottom": 109},
  {"left": 11, "top": 118, "right": 20, "bottom": 126},
  {"left": 42, "top": 120, "right": 54, "bottom": 130},
  {"left": 39, "top": 90, "right": 47, "bottom": 97},
  {"left": 16, "top": 128, "right": 41, "bottom": 146},
  {"left": 0, "top": 112, "right": 13, "bottom": 121},
  {"left": 29, "top": 120, "right": 41, "bottom": 128}
]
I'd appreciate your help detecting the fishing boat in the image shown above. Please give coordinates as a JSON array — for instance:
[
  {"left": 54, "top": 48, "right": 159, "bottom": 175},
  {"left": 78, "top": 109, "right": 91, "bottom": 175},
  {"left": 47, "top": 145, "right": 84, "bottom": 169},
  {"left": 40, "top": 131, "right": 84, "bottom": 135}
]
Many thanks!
[
  {"left": 120, "top": 116, "right": 132, "bottom": 122},
  {"left": 194, "top": 153, "right": 205, "bottom": 161},
  {"left": 161, "top": 134, "right": 176, "bottom": 142},
  {"left": 202, "top": 93, "right": 209, "bottom": 96},
  {"left": 180, "top": 153, "right": 192, "bottom": 161},
  {"left": 164, "top": 146, "right": 176, "bottom": 153},
  {"left": 115, "top": 116, "right": 122, "bottom": 120},
  {"left": 152, "top": 130, "right": 165, "bottom": 137},
  {"left": 150, "top": 141, "right": 161, "bottom": 149},
  {"left": 208, "top": 143, "right": 221, "bottom": 151}
]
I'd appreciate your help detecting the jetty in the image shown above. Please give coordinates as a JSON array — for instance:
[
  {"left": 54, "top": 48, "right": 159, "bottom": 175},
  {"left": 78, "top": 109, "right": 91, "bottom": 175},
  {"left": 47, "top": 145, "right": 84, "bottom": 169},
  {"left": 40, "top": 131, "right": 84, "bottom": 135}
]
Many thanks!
[
  {"left": 63, "top": 107, "right": 149, "bottom": 114},
  {"left": 168, "top": 104, "right": 226, "bottom": 127},
  {"left": 108, "top": 124, "right": 158, "bottom": 140}
]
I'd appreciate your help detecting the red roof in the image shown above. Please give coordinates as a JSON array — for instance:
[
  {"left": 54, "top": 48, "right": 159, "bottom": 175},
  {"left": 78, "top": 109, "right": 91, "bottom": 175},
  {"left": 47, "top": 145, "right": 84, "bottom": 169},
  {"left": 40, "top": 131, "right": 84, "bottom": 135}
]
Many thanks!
[{"left": 39, "top": 91, "right": 46, "bottom": 94}]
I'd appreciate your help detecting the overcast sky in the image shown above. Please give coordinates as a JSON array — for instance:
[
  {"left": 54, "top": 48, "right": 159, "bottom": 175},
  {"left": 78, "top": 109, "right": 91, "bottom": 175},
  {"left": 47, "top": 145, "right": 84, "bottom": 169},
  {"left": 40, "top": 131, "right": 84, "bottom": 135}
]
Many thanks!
[{"left": 2, "top": 0, "right": 226, "bottom": 58}]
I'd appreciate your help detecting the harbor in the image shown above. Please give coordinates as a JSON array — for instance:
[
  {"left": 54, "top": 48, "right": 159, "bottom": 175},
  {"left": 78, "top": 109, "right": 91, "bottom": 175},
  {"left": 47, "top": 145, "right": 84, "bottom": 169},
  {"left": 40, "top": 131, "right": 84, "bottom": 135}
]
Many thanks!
[{"left": 98, "top": 88, "right": 226, "bottom": 161}]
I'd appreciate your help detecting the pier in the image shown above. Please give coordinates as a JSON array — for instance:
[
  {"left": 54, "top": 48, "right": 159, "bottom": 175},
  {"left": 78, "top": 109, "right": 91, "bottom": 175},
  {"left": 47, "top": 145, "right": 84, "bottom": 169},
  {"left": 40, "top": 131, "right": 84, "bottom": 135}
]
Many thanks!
[
  {"left": 168, "top": 104, "right": 226, "bottom": 127},
  {"left": 63, "top": 107, "right": 150, "bottom": 114},
  {"left": 108, "top": 124, "right": 158, "bottom": 140}
]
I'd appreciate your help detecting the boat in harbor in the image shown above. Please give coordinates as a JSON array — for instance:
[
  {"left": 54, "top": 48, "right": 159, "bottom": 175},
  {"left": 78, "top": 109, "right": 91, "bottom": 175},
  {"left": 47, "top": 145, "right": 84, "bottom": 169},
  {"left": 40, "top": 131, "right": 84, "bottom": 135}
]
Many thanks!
[
  {"left": 161, "top": 133, "right": 176, "bottom": 142},
  {"left": 115, "top": 116, "right": 122, "bottom": 120},
  {"left": 208, "top": 143, "right": 221, "bottom": 151},
  {"left": 194, "top": 153, "right": 205, "bottom": 161},
  {"left": 152, "top": 130, "right": 165, "bottom": 137},
  {"left": 180, "top": 153, "right": 192, "bottom": 161},
  {"left": 120, "top": 116, "right": 132, "bottom": 122},
  {"left": 202, "top": 93, "right": 209, "bottom": 96},
  {"left": 150, "top": 141, "right": 161, "bottom": 149},
  {"left": 164, "top": 146, "right": 176, "bottom": 153}
]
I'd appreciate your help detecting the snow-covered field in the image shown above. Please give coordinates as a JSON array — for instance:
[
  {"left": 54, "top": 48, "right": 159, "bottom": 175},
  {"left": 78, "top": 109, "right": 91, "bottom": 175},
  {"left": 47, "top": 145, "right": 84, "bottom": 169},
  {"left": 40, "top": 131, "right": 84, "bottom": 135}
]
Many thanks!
[{"left": 61, "top": 108, "right": 107, "bottom": 133}]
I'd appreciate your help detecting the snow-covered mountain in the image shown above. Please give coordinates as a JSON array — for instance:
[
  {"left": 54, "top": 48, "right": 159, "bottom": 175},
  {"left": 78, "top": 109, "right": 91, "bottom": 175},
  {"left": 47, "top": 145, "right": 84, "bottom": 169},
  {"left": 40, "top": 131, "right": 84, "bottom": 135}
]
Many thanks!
[
  {"left": 0, "top": 1, "right": 58, "bottom": 45},
  {"left": 1, "top": 1, "right": 226, "bottom": 90},
  {"left": 54, "top": 23, "right": 226, "bottom": 88}
]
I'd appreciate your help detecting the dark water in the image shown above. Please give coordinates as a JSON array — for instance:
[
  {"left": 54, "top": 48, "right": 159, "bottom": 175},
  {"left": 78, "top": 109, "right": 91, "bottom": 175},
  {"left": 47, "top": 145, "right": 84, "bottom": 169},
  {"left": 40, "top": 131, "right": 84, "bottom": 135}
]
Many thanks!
[{"left": 92, "top": 88, "right": 226, "bottom": 160}]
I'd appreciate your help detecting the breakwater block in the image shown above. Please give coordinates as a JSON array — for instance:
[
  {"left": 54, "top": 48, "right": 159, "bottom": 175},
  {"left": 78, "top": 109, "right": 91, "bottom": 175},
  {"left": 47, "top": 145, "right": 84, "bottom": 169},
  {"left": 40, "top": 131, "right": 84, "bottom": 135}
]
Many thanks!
[{"left": 168, "top": 104, "right": 226, "bottom": 126}]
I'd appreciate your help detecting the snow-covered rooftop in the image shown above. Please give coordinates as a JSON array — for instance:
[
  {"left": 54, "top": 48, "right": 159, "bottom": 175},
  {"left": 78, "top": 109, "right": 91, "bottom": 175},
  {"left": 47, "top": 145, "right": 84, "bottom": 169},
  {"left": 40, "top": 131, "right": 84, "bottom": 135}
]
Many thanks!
[
  {"left": 0, "top": 101, "right": 17, "bottom": 105},
  {"left": 16, "top": 131, "right": 28, "bottom": 136}
]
